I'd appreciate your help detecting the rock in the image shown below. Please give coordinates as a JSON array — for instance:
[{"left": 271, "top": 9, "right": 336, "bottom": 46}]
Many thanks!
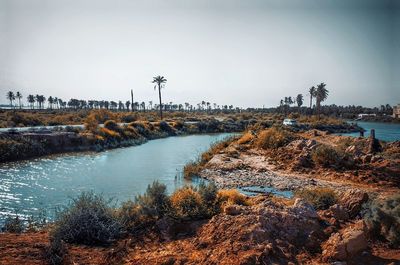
[
  {"left": 224, "top": 204, "right": 244, "bottom": 216},
  {"left": 291, "top": 198, "right": 318, "bottom": 219},
  {"left": 361, "top": 154, "right": 372, "bottom": 163},
  {"left": 338, "top": 189, "right": 369, "bottom": 218},
  {"left": 328, "top": 204, "right": 349, "bottom": 221},
  {"left": 322, "top": 221, "right": 368, "bottom": 261}
]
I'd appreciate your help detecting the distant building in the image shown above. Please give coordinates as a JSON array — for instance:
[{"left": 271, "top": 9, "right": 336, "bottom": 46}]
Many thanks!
[
  {"left": 357, "top": 113, "right": 376, "bottom": 119},
  {"left": 393, "top": 104, "right": 400, "bottom": 118}
]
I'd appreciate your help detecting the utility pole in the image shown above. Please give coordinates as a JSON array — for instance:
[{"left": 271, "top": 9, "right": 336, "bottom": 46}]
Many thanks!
[{"left": 131, "top": 89, "right": 134, "bottom": 112}]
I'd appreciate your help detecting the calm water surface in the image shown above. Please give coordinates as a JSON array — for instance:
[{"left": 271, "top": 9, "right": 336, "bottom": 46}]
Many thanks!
[
  {"left": 341, "top": 121, "right": 400, "bottom": 142},
  {"left": 0, "top": 134, "right": 233, "bottom": 222}
]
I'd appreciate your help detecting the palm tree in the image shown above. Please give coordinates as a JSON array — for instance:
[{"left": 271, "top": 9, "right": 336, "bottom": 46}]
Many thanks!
[
  {"left": 27, "top": 95, "right": 35, "bottom": 109},
  {"left": 15, "top": 92, "right": 22, "bottom": 109},
  {"left": 152, "top": 75, "right": 167, "bottom": 119},
  {"left": 309, "top": 86, "right": 316, "bottom": 109},
  {"left": 6, "top": 91, "right": 15, "bottom": 108},
  {"left": 48, "top": 96, "right": 54, "bottom": 109},
  {"left": 125, "top": 101, "right": 130, "bottom": 111},
  {"left": 149, "top": 101, "right": 153, "bottom": 110},
  {"left": 315, "top": 82, "right": 329, "bottom": 118},
  {"left": 296, "top": 94, "right": 303, "bottom": 108}
]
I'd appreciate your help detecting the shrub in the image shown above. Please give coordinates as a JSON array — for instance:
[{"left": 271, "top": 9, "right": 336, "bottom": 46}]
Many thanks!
[
  {"left": 311, "top": 145, "right": 340, "bottom": 167},
  {"left": 45, "top": 236, "right": 68, "bottom": 265},
  {"left": 311, "top": 145, "right": 354, "bottom": 169},
  {"left": 51, "top": 192, "right": 121, "bottom": 245},
  {"left": 170, "top": 186, "right": 204, "bottom": 220},
  {"left": 295, "top": 187, "right": 337, "bottom": 210},
  {"left": 1, "top": 215, "right": 24, "bottom": 233},
  {"left": 104, "top": 120, "right": 120, "bottom": 131},
  {"left": 118, "top": 181, "right": 169, "bottom": 232},
  {"left": 217, "top": 189, "right": 249, "bottom": 207},
  {"left": 183, "top": 161, "right": 203, "bottom": 179},
  {"left": 100, "top": 127, "right": 121, "bottom": 139},
  {"left": 255, "top": 127, "right": 294, "bottom": 149},
  {"left": 84, "top": 115, "right": 99, "bottom": 132},
  {"left": 198, "top": 182, "right": 220, "bottom": 217},
  {"left": 237, "top": 132, "right": 254, "bottom": 145},
  {"left": 363, "top": 194, "right": 400, "bottom": 247}
]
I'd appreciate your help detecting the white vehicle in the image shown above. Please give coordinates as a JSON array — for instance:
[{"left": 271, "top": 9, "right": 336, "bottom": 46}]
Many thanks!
[{"left": 283, "top": 119, "right": 297, "bottom": 126}]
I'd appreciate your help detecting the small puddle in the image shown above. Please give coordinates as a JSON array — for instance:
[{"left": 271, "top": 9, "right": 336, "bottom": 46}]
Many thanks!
[{"left": 238, "top": 186, "right": 293, "bottom": 198}]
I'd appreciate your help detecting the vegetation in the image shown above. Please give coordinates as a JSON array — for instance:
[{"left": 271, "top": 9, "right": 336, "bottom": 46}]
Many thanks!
[
  {"left": 363, "top": 194, "right": 400, "bottom": 247},
  {"left": 183, "top": 136, "right": 237, "bottom": 179},
  {"left": 254, "top": 127, "right": 295, "bottom": 149},
  {"left": 152, "top": 75, "right": 167, "bottom": 119},
  {"left": 295, "top": 187, "right": 337, "bottom": 210},
  {"left": 311, "top": 144, "right": 354, "bottom": 169},
  {"left": 51, "top": 192, "right": 122, "bottom": 245},
  {"left": 1, "top": 215, "right": 24, "bottom": 233}
]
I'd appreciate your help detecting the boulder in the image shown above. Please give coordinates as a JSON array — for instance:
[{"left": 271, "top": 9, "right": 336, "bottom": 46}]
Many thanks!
[
  {"left": 329, "top": 204, "right": 349, "bottom": 221},
  {"left": 291, "top": 198, "right": 318, "bottom": 219},
  {"left": 322, "top": 221, "right": 368, "bottom": 261},
  {"left": 338, "top": 189, "right": 368, "bottom": 218}
]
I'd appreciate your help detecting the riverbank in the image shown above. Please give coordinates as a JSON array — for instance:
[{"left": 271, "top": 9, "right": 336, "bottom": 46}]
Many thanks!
[
  {"left": 1, "top": 128, "right": 399, "bottom": 264},
  {"left": 0, "top": 111, "right": 362, "bottom": 163}
]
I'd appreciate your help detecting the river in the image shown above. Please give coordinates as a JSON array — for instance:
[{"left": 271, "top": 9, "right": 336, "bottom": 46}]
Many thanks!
[
  {"left": 340, "top": 121, "right": 400, "bottom": 142},
  {"left": 0, "top": 133, "right": 232, "bottom": 223}
]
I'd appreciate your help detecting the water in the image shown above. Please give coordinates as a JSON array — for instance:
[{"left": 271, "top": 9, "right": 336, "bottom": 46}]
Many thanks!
[
  {"left": 340, "top": 121, "right": 400, "bottom": 142},
  {"left": 0, "top": 134, "right": 232, "bottom": 222}
]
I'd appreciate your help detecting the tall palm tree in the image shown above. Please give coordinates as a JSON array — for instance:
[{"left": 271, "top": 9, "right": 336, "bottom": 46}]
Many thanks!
[
  {"left": 15, "top": 92, "right": 22, "bottom": 109},
  {"left": 6, "top": 91, "right": 15, "bottom": 108},
  {"left": 27, "top": 95, "right": 35, "bottom": 109},
  {"left": 315, "top": 82, "right": 329, "bottom": 118},
  {"left": 309, "top": 86, "right": 316, "bottom": 109},
  {"left": 48, "top": 96, "right": 54, "bottom": 109},
  {"left": 152, "top": 75, "right": 167, "bottom": 119},
  {"left": 296, "top": 94, "right": 303, "bottom": 108}
]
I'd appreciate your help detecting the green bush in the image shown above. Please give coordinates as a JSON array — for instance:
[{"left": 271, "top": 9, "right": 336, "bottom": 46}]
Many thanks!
[
  {"left": 295, "top": 187, "right": 337, "bottom": 210},
  {"left": 51, "top": 192, "right": 121, "bottom": 245},
  {"left": 363, "top": 194, "right": 400, "bottom": 247},
  {"left": 198, "top": 182, "right": 220, "bottom": 217},
  {"left": 45, "top": 236, "right": 68, "bottom": 265}
]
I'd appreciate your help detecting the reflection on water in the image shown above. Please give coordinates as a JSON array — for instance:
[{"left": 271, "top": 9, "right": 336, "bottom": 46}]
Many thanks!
[{"left": 0, "top": 134, "right": 233, "bottom": 222}]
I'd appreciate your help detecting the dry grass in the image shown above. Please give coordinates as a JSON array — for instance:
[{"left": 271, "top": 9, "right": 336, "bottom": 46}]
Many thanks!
[
  {"left": 170, "top": 187, "right": 204, "bottom": 219},
  {"left": 295, "top": 187, "right": 337, "bottom": 210},
  {"left": 217, "top": 189, "right": 250, "bottom": 207},
  {"left": 237, "top": 132, "right": 254, "bottom": 145},
  {"left": 254, "top": 127, "right": 294, "bottom": 149}
]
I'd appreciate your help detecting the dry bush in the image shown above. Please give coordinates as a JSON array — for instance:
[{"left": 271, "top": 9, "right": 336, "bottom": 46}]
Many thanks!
[
  {"left": 311, "top": 145, "right": 354, "bottom": 169},
  {"left": 363, "top": 194, "right": 400, "bottom": 247},
  {"left": 104, "top": 120, "right": 120, "bottom": 131},
  {"left": 217, "top": 189, "right": 249, "bottom": 207},
  {"left": 295, "top": 187, "right": 337, "bottom": 210},
  {"left": 237, "top": 132, "right": 254, "bottom": 145},
  {"left": 183, "top": 161, "right": 203, "bottom": 179},
  {"left": 84, "top": 114, "right": 99, "bottom": 132},
  {"left": 170, "top": 186, "right": 204, "bottom": 220},
  {"left": 45, "top": 236, "right": 69, "bottom": 265},
  {"left": 255, "top": 127, "right": 294, "bottom": 149},
  {"left": 1, "top": 215, "right": 24, "bottom": 233},
  {"left": 51, "top": 192, "right": 121, "bottom": 245},
  {"left": 100, "top": 127, "right": 121, "bottom": 139}
]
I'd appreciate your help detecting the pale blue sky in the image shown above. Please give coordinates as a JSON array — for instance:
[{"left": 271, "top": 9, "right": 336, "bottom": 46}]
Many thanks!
[{"left": 0, "top": 0, "right": 399, "bottom": 108}]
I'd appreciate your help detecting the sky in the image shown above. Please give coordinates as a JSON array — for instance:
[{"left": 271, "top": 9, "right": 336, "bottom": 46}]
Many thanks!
[{"left": 0, "top": 0, "right": 399, "bottom": 108}]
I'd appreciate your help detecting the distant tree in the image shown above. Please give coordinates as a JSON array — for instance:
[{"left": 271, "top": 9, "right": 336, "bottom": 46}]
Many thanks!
[
  {"left": 48, "top": 96, "right": 54, "bottom": 109},
  {"left": 315, "top": 82, "right": 329, "bottom": 118},
  {"left": 140, "top": 101, "right": 146, "bottom": 112},
  {"left": 152, "top": 75, "right": 167, "bottom": 119},
  {"left": 6, "top": 91, "right": 15, "bottom": 108},
  {"left": 27, "top": 95, "right": 35, "bottom": 109},
  {"left": 296, "top": 94, "right": 303, "bottom": 108},
  {"left": 15, "top": 92, "right": 22, "bottom": 109},
  {"left": 149, "top": 101, "right": 153, "bottom": 110},
  {"left": 309, "top": 86, "right": 316, "bottom": 109},
  {"left": 125, "top": 101, "right": 130, "bottom": 111}
]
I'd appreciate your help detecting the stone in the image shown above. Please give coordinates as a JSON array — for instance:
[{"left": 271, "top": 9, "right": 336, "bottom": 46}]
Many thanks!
[
  {"left": 291, "top": 198, "right": 318, "bottom": 219},
  {"left": 322, "top": 221, "right": 368, "bottom": 261},
  {"left": 328, "top": 204, "right": 349, "bottom": 221},
  {"left": 339, "top": 189, "right": 368, "bottom": 218}
]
